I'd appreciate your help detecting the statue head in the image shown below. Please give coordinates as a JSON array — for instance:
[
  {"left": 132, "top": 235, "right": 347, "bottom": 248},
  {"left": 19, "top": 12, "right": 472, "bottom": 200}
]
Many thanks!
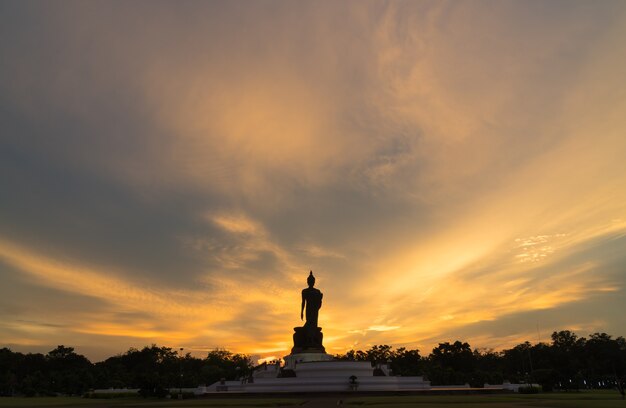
[{"left": 307, "top": 270, "right": 315, "bottom": 287}]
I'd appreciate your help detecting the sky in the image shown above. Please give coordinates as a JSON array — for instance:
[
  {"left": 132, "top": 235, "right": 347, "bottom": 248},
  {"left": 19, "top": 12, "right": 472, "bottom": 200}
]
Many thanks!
[{"left": 1, "top": 0, "right": 626, "bottom": 363}]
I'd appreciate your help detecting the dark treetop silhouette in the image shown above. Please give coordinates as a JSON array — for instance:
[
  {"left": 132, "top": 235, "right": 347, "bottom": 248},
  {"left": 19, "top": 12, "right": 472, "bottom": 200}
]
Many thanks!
[{"left": 292, "top": 271, "right": 325, "bottom": 353}]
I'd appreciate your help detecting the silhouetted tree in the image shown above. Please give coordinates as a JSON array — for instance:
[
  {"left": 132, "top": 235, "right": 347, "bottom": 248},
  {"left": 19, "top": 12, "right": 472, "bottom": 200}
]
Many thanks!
[
  {"left": 390, "top": 347, "right": 422, "bottom": 376},
  {"left": 474, "top": 348, "right": 504, "bottom": 386},
  {"left": 46, "top": 345, "right": 93, "bottom": 395},
  {"left": 502, "top": 341, "right": 534, "bottom": 384},
  {"left": 427, "top": 341, "right": 475, "bottom": 385},
  {"left": 551, "top": 331, "right": 586, "bottom": 390},
  {"left": 201, "top": 349, "right": 252, "bottom": 385}
]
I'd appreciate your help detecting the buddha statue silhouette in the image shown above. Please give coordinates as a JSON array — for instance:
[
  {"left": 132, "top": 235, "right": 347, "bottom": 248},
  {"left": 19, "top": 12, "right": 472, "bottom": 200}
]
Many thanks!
[
  {"left": 301, "top": 270, "right": 323, "bottom": 328},
  {"left": 291, "top": 270, "right": 325, "bottom": 353}
]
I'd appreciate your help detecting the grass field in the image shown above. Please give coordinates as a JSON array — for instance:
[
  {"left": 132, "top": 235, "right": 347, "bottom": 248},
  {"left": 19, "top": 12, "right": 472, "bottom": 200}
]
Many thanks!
[
  {"left": 0, "top": 391, "right": 624, "bottom": 408},
  {"left": 0, "top": 397, "right": 303, "bottom": 407},
  {"left": 346, "top": 390, "right": 625, "bottom": 407}
]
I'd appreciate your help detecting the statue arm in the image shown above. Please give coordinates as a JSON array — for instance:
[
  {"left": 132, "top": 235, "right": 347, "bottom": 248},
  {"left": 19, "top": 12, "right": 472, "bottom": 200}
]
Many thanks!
[{"left": 300, "top": 291, "right": 305, "bottom": 320}]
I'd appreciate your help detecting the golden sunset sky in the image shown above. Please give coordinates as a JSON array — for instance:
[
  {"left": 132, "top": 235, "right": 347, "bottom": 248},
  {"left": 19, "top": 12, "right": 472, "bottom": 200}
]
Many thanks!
[{"left": 1, "top": 1, "right": 626, "bottom": 362}]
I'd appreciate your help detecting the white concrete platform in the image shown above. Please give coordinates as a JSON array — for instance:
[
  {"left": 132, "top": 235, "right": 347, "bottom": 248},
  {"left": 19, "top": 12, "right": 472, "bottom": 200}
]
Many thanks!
[
  {"left": 202, "top": 354, "right": 430, "bottom": 393},
  {"left": 294, "top": 360, "right": 374, "bottom": 378},
  {"left": 201, "top": 374, "right": 430, "bottom": 393}
]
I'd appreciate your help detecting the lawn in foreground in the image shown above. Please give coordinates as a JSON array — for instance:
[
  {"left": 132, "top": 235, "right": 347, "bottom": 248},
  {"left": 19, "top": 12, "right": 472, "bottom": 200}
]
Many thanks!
[
  {"left": 345, "top": 390, "right": 625, "bottom": 408},
  {"left": 0, "top": 391, "right": 625, "bottom": 408},
  {"left": 0, "top": 397, "right": 302, "bottom": 408}
]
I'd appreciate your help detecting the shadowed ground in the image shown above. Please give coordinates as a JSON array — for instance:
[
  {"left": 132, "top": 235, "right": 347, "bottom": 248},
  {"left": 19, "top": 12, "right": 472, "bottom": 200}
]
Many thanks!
[{"left": 0, "top": 391, "right": 624, "bottom": 407}]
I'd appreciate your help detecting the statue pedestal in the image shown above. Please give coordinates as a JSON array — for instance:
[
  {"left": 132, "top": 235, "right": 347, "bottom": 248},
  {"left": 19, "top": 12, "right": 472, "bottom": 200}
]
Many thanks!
[
  {"left": 286, "top": 325, "right": 331, "bottom": 370},
  {"left": 291, "top": 326, "right": 325, "bottom": 354}
]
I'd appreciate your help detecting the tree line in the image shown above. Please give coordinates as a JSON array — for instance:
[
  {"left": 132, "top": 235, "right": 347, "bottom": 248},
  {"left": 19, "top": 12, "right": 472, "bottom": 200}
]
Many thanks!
[
  {"left": 0, "top": 345, "right": 249, "bottom": 397},
  {"left": 0, "top": 330, "right": 624, "bottom": 397},
  {"left": 334, "top": 331, "right": 625, "bottom": 392}
]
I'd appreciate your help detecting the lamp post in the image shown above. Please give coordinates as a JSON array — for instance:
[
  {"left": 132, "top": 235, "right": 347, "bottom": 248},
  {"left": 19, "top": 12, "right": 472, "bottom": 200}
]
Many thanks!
[{"left": 179, "top": 347, "right": 184, "bottom": 400}]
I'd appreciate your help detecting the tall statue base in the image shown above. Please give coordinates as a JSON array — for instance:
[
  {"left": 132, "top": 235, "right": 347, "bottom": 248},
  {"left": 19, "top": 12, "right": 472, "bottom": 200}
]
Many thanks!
[
  {"left": 286, "top": 324, "right": 331, "bottom": 370},
  {"left": 291, "top": 326, "right": 325, "bottom": 354}
]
